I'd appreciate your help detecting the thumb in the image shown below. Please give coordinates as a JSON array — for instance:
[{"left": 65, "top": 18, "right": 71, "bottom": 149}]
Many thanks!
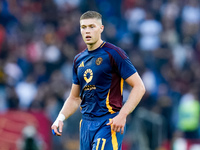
[{"left": 106, "top": 119, "right": 113, "bottom": 125}]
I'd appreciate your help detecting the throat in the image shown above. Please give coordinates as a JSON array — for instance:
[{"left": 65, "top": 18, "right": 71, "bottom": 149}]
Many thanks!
[
  {"left": 87, "top": 40, "right": 103, "bottom": 51},
  {"left": 87, "top": 45, "right": 97, "bottom": 51}
]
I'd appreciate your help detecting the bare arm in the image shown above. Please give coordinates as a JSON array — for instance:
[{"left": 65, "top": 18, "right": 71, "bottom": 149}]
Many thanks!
[
  {"left": 60, "top": 84, "right": 81, "bottom": 118},
  {"left": 120, "top": 72, "right": 146, "bottom": 116},
  {"left": 51, "top": 84, "right": 81, "bottom": 136},
  {"left": 107, "top": 72, "right": 146, "bottom": 133}
]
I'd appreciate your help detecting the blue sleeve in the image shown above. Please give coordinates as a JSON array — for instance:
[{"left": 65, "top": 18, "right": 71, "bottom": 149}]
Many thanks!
[
  {"left": 72, "top": 58, "right": 80, "bottom": 85},
  {"left": 109, "top": 48, "right": 137, "bottom": 80}
]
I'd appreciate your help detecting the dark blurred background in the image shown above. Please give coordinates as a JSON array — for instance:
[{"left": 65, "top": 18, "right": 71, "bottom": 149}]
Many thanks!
[{"left": 0, "top": 0, "right": 200, "bottom": 150}]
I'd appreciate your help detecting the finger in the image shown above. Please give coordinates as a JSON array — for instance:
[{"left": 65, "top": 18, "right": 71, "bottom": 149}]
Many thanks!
[
  {"left": 112, "top": 124, "right": 117, "bottom": 131},
  {"left": 51, "top": 124, "right": 56, "bottom": 130},
  {"left": 56, "top": 130, "right": 62, "bottom": 136},
  {"left": 121, "top": 127, "right": 124, "bottom": 134},
  {"left": 113, "top": 125, "right": 120, "bottom": 132},
  {"left": 52, "top": 125, "right": 62, "bottom": 136},
  {"left": 116, "top": 126, "right": 121, "bottom": 132},
  {"left": 106, "top": 119, "right": 113, "bottom": 125},
  {"left": 58, "top": 121, "right": 63, "bottom": 133}
]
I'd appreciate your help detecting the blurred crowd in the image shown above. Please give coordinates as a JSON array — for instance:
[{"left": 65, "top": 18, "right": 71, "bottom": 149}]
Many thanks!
[{"left": 0, "top": 0, "right": 200, "bottom": 149}]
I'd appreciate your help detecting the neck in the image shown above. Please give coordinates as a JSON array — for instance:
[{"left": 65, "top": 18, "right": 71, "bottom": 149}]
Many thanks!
[{"left": 87, "top": 39, "right": 103, "bottom": 51}]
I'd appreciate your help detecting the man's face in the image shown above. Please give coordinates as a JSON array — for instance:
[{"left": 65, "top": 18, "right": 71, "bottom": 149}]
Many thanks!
[{"left": 80, "top": 18, "right": 104, "bottom": 45}]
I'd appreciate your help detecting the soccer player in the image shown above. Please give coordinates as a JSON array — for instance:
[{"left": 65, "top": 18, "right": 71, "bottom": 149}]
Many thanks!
[{"left": 51, "top": 11, "right": 145, "bottom": 150}]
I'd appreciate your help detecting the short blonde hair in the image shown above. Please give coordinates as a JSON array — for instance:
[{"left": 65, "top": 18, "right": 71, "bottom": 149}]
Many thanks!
[{"left": 80, "top": 11, "right": 102, "bottom": 21}]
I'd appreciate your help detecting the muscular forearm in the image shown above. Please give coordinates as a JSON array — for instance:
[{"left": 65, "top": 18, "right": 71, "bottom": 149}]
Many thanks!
[
  {"left": 51, "top": 84, "right": 81, "bottom": 136},
  {"left": 59, "top": 96, "right": 82, "bottom": 120}
]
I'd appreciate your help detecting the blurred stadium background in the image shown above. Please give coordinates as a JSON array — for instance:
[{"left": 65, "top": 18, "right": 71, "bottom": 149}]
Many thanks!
[{"left": 0, "top": 0, "right": 200, "bottom": 150}]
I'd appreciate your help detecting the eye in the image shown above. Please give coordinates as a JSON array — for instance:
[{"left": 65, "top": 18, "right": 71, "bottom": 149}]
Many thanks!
[
  {"left": 90, "top": 25, "right": 95, "bottom": 28},
  {"left": 81, "top": 26, "right": 86, "bottom": 29}
]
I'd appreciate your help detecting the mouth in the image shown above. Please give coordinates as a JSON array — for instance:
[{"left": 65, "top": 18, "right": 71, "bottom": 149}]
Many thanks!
[{"left": 85, "top": 35, "right": 91, "bottom": 41}]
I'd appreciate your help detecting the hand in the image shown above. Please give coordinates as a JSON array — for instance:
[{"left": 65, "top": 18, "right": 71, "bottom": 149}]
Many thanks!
[
  {"left": 51, "top": 120, "right": 64, "bottom": 136},
  {"left": 106, "top": 114, "right": 126, "bottom": 134}
]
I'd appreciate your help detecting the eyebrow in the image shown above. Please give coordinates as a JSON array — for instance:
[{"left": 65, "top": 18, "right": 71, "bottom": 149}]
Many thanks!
[
  {"left": 80, "top": 24, "right": 97, "bottom": 29},
  {"left": 81, "top": 24, "right": 96, "bottom": 26}
]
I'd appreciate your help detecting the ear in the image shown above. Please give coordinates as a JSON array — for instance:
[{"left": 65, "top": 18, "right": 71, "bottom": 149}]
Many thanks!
[{"left": 100, "top": 25, "right": 104, "bottom": 33}]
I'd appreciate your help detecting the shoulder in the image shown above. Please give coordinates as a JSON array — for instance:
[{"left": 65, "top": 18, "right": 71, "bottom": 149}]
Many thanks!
[
  {"left": 74, "top": 49, "right": 87, "bottom": 64},
  {"left": 103, "top": 42, "right": 128, "bottom": 60}
]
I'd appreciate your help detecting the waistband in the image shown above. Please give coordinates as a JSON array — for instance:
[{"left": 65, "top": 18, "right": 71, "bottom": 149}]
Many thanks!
[{"left": 82, "top": 112, "right": 119, "bottom": 121}]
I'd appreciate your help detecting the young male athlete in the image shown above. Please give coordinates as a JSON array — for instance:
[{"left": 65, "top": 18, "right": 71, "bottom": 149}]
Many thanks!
[{"left": 51, "top": 11, "right": 146, "bottom": 150}]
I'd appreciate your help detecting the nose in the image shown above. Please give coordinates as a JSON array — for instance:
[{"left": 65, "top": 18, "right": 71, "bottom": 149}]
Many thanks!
[{"left": 85, "top": 27, "right": 91, "bottom": 33}]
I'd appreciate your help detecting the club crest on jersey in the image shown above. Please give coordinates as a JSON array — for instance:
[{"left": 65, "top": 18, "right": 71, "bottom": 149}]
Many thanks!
[
  {"left": 95, "top": 57, "right": 103, "bottom": 65},
  {"left": 84, "top": 69, "right": 93, "bottom": 83}
]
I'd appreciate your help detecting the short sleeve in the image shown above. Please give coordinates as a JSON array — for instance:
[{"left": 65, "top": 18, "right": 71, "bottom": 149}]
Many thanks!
[
  {"left": 107, "top": 47, "right": 137, "bottom": 80},
  {"left": 72, "top": 58, "right": 80, "bottom": 85}
]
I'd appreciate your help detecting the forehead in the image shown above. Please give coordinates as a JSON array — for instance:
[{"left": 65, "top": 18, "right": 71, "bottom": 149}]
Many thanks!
[{"left": 80, "top": 18, "right": 102, "bottom": 26}]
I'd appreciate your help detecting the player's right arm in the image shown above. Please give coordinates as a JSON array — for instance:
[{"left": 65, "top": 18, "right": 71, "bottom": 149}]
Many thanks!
[{"left": 51, "top": 84, "right": 81, "bottom": 136}]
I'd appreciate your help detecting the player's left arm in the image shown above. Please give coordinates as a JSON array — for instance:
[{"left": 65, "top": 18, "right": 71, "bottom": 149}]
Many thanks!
[{"left": 107, "top": 72, "right": 145, "bottom": 134}]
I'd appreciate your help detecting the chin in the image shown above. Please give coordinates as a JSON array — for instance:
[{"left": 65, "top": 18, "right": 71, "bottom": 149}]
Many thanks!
[{"left": 85, "top": 41, "right": 94, "bottom": 45}]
